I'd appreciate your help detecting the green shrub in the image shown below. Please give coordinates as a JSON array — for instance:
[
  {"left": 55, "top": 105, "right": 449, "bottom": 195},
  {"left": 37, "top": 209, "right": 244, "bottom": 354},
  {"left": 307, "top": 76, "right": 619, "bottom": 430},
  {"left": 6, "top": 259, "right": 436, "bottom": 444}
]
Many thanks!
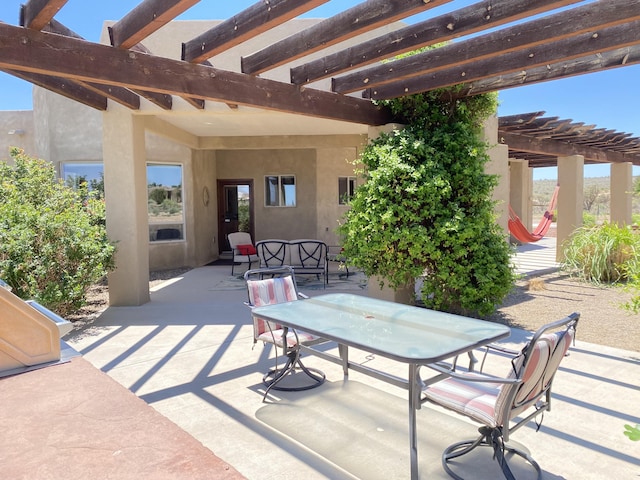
[
  {"left": 0, "top": 149, "right": 116, "bottom": 316},
  {"left": 562, "top": 223, "right": 639, "bottom": 284},
  {"left": 338, "top": 90, "right": 516, "bottom": 317},
  {"left": 582, "top": 211, "right": 596, "bottom": 227}
]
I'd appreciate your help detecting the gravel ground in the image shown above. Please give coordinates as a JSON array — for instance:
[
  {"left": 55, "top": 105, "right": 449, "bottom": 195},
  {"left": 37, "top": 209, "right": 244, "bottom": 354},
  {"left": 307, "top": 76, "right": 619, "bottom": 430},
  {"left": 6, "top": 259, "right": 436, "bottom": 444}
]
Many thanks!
[{"left": 68, "top": 268, "right": 640, "bottom": 353}]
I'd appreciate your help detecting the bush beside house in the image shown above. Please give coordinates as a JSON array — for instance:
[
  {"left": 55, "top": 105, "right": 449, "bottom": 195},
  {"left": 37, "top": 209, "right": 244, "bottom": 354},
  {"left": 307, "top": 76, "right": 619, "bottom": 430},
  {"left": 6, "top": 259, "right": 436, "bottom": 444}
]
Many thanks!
[
  {"left": 338, "top": 90, "right": 516, "bottom": 317},
  {"left": 0, "top": 148, "right": 115, "bottom": 316}
]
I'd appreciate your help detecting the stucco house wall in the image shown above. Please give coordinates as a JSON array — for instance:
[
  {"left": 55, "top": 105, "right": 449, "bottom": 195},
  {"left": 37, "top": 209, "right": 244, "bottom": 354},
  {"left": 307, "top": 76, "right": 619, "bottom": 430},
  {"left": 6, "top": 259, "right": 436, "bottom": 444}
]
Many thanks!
[{"left": 0, "top": 110, "right": 35, "bottom": 162}]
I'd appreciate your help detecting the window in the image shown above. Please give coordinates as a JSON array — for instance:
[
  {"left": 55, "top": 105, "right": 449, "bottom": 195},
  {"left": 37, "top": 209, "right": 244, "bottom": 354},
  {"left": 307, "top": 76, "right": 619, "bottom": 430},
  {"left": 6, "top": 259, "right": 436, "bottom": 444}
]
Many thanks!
[
  {"left": 265, "top": 175, "right": 296, "bottom": 207},
  {"left": 148, "top": 163, "right": 184, "bottom": 242},
  {"left": 61, "top": 162, "right": 104, "bottom": 195},
  {"left": 338, "top": 176, "right": 356, "bottom": 205}
]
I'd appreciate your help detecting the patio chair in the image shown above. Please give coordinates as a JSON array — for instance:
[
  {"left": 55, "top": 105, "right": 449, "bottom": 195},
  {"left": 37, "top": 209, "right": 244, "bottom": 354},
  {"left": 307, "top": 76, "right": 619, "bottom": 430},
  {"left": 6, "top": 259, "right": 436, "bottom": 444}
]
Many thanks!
[
  {"left": 228, "top": 232, "right": 259, "bottom": 275},
  {"left": 420, "top": 312, "right": 580, "bottom": 480},
  {"left": 244, "top": 266, "right": 326, "bottom": 401}
]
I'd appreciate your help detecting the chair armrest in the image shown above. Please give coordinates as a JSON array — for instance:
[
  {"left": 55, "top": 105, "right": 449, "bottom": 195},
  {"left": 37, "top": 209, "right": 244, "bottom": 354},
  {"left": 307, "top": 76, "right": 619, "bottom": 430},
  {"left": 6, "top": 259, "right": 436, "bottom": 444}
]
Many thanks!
[
  {"left": 477, "top": 342, "right": 521, "bottom": 372},
  {"left": 484, "top": 342, "right": 520, "bottom": 356},
  {"left": 423, "top": 362, "right": 521, "bottom": 385}
]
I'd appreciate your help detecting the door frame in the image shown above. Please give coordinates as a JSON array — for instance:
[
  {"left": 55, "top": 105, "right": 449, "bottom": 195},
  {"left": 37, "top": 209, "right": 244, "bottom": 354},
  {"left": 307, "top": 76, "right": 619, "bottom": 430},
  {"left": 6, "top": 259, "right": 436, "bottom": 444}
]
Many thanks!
[{"left": 217, "top": 179, "right": 255, "bottom": 254}]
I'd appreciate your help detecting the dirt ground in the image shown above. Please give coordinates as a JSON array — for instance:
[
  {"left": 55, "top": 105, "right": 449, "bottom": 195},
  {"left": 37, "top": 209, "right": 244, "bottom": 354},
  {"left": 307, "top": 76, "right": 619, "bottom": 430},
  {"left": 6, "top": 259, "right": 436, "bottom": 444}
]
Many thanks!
[
  {"left": 68, "top": 269, "right": 640, "bottom": 354},
  {"left": 486, "top": 272, "right": 639, "bottom": 353}
]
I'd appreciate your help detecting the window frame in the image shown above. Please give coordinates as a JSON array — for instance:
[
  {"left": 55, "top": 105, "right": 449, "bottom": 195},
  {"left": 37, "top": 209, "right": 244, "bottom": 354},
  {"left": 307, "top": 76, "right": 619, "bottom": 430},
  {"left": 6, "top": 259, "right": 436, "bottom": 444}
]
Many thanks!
[
  {"left": 60, "top": 161, "right": 104, "bottom": 191},
  {"left": 147, "top": 162, "right": 185, "bottom": 242},
  {"left": 264, "top": 174, "right": 296, "bottom": 207},
  {"left": 338, "top": 176, "right": 356, "bottom": 205}
]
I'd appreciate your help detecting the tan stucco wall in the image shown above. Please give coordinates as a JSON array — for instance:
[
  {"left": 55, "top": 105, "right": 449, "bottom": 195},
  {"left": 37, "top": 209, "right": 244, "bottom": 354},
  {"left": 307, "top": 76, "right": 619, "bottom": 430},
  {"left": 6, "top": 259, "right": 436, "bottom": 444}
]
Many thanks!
[
  {"left": 216, "top": 149, "right": 318, "bottom": 240},
  {"left": 0, "top": 110, "right": 35, "bottom": 161},
  {"left": 32, "top": 88, "right": 104, "bottom": 165},
  {"left": 315, "top": 147, "right": 361, "bottom": 246},
  {"left": 483, "top": 116, "right": 510, "bottom": 234}
]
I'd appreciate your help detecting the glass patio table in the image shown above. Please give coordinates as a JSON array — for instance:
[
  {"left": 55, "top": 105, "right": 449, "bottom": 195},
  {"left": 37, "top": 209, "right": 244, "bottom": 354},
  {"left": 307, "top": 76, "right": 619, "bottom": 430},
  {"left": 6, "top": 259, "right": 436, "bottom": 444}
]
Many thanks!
[{"left": 251, "top": 293, "right": 511, "bottom": 479}]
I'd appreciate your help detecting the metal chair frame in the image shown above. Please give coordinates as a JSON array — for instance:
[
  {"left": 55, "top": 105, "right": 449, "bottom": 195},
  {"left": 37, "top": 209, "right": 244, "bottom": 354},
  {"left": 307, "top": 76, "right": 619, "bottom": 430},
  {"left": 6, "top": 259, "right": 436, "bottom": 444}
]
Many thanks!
[
  {"left": 244, "top": 266, "right": 326, "bottom": 401},
  {"left": 420, "top": 312, "right": 580, "bottom": 480}
]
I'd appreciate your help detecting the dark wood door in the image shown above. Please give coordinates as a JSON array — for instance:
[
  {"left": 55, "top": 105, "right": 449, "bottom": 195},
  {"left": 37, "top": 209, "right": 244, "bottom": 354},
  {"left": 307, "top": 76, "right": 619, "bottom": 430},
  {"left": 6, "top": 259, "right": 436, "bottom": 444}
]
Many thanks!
[{"left": 217, "top": 180, "right": 254, "bottom": 254}]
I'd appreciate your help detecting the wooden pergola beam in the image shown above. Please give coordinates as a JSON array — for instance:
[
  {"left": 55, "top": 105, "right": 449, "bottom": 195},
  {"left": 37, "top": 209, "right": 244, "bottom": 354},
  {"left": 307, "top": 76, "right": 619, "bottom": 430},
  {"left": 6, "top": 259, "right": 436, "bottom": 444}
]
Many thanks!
[
  {"left": 77, "top": 80, "right": 141, "bottom": 110},
  {"left": 455, "top": 45, "right": 640, "bottom": 97},
  {"left": 366, "top": 19, "right": 640, "bottom": 100},
  {"left": 336, "top": 0, "right": 640, "bottom": 94},
  {"left": 20, "top": 0, "right": 68, "bottom": 30},
  {"left": 182, "top": 0, "right": 329, "bottom": 64},
  {"left": 109, "top": 0, "right": 200, "bottom": 49},
  {"left": 241, "top": 0, "right": 451, "bottom": 76},
  {"left": 0, "top": 23, "right": 391, "bottom": 125},
  {"left": 500, "top": 132, "right": 639, "bottom": 165},
  {"left": 3, "top": 69, "right": 107, "bottom": 110},
  {"left": 291, "top": 0, "right": 581, "bottom": 85}
]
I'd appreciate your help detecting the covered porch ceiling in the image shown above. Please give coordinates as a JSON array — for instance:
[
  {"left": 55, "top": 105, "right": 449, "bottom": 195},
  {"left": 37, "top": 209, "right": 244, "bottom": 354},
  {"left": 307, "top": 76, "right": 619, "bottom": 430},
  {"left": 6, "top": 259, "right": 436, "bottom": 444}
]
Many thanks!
[{"left": 1, "top": 0, "right": 639, "bottom": 167}]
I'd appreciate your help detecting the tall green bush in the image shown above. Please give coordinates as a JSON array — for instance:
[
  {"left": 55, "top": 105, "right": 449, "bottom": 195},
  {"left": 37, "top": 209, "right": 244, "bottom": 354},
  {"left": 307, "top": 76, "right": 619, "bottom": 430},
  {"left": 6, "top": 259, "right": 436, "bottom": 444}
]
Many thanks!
[
  {"left": 0, "top": 148, "right": 116, "bottom": 316},
  {"left": 338, "top": 91, "right": 516, "bottom": 317}
]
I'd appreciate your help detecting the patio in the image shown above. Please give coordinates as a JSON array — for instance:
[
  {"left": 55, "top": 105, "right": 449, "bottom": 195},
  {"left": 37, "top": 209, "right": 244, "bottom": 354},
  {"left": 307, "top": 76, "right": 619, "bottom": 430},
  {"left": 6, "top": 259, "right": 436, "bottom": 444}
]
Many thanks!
[{"left": 4, "top": 257, "right": 635, "bottom": 479}]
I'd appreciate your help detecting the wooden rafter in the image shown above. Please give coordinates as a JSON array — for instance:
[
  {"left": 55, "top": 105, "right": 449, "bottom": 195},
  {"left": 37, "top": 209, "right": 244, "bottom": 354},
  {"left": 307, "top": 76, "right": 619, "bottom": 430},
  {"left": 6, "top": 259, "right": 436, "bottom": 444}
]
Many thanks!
[
  {"left": 454, "top": 45, "right": 640, "bottom": 97},
  {"left": 20, "top": 0, "right": 68, "bottom": 30},
  {"left": 366, "top": 19, "right": 640, "bottom": 100},
  {"left": 241, "top": 0, "right": 451, "bottom": 76},
  {"left": 500, "top": 131, "right": 638, "bottom": 165},
  {"left": 0, "top": 22, "right": 391, "bottom": 125},
  {"left": 291, "top": 0, "right": 581, "bottom": 85},
  {"left": 109, "top": 0, "right": 200, "bottom": 49},
  {"left": 336, "top": 0, "right": 640, "bottom": 94},
  {"left": 499, "top": 112, "right": 548, "bottom": 128},
  {"left": 3, "top": 69, "right": 107, "bottom": 110},
  {"left": 39, "top": 20, "right": 147, "bottom": 109},
  {"left": 182, "top": 0, "right": 329, "bottom": 64}
]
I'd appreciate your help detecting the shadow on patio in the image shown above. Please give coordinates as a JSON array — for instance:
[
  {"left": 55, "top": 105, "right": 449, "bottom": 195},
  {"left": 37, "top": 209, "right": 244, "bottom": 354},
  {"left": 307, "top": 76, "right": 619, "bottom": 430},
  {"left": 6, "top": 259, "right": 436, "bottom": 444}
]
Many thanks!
[{"left": 4, "top": 263, "right": 639, "bottom": 479}]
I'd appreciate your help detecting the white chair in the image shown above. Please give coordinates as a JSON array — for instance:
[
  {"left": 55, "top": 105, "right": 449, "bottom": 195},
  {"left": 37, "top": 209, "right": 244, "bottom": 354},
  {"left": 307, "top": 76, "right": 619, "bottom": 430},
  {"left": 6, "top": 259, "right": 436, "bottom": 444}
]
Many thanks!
[
  {"left": 244, "top": 266, "right": 326, "bottom": 401},
  {"left": 227, "top": 232, "right": 259, "bottom": 275},
  {"left": 420, "top": 312, "right": 579, "bottom": 480}
]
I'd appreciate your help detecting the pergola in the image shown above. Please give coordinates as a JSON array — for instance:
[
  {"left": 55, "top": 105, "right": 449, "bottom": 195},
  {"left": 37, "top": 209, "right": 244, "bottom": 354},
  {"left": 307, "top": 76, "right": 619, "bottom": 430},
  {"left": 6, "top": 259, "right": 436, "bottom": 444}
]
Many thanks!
[
  {"left": 0, "top": 0, "right": 638, "bottom": 133},
  {"left": 1, "top": 0, "right": 640, "bottom": 305}
]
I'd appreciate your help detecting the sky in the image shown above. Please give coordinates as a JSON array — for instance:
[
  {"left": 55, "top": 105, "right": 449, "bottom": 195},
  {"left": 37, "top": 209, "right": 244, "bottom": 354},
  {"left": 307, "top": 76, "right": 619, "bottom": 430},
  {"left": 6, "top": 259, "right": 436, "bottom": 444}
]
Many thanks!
[{"left": 1, "top": 0, "right": 638, "bottom": 180}]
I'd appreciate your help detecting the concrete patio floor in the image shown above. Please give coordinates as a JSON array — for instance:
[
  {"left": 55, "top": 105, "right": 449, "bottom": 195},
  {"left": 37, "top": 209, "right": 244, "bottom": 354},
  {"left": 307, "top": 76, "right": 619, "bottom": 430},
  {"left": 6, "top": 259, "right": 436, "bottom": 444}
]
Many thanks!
[{"left": 56, "top": 262, "right": 639, "bottom": 480}]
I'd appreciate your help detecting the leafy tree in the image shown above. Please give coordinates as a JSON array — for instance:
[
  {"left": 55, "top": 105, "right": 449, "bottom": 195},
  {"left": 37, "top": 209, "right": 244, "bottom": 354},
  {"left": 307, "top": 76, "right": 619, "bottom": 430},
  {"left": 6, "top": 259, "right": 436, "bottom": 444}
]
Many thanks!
[
  {"left": 338, "top": 90, "right": 516, "bottom": 317},
  {"left": 0, "top": 148, "right": 116, "bottom": 316},
  {"left": 149, "top": 186, "right": 167, "bottom": 205}
]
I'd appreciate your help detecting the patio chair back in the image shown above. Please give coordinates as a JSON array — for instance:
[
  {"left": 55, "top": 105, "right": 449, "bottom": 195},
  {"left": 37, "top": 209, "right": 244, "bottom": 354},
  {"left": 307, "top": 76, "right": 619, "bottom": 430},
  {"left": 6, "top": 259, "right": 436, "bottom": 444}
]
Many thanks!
[
  {"left": 245, "top": 266, "right": 299, "bottom": 346},
  {"left": 255, "top": 239, "right": 289, "bottom": 268},
  {"left": 495, "top": 312, "right": 579, "bottom": 435},
  {"left": 228, "top": 232, "right": 259, "bottom": 275}
]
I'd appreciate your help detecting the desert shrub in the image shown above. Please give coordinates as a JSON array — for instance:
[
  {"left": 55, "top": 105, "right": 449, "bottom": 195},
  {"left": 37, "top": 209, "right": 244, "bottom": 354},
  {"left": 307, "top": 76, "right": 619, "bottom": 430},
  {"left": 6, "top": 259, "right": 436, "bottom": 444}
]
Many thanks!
[
  {"left": 0, "top": 149, "right": 116, "bottom": 316},
  {"left": 582, "top": 211, "right": 596, "bottom": 227},
  {"left": 148, "top": 186, "right": 167, "bottom": 205},
  {"left": 562, "top": 223, "right": 639, "bottom": 284},
  {"left": 338, "top": 90, "right": 516, "bottom": 317}
]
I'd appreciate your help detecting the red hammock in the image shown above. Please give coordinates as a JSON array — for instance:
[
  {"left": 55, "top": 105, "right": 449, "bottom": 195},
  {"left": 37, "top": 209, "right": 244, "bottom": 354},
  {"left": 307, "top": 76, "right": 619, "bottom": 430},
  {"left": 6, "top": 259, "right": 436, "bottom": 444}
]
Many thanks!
[{"left": 508, "top": 185, "right": 559, "bottom": 243}]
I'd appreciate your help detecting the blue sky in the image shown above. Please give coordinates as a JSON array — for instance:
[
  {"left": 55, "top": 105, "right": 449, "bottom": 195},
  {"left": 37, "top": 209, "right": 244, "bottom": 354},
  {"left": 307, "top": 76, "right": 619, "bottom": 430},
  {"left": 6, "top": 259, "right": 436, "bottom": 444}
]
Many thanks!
[{"left": 1, "top": 0, "right": 638, "bottom": 180}]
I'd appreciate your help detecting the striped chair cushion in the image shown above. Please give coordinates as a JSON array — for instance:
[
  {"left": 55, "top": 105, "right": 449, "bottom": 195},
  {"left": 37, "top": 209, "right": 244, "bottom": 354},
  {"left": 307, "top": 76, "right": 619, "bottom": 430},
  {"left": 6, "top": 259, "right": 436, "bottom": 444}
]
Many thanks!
[
  {"left": 256, "top": 329, "right": 320, "bottom": 349},
  {"left": 422, "top": 373, "right": 503, "bottom": 427},
  {"left": 248, "top": 275, "right": 320, "bottom": 347},
  {"left": 424, "top": 328, "right": 575, "bottom": 428},
  {"left": 495, "top": 328, "right": 575, "bottom": 425}
]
